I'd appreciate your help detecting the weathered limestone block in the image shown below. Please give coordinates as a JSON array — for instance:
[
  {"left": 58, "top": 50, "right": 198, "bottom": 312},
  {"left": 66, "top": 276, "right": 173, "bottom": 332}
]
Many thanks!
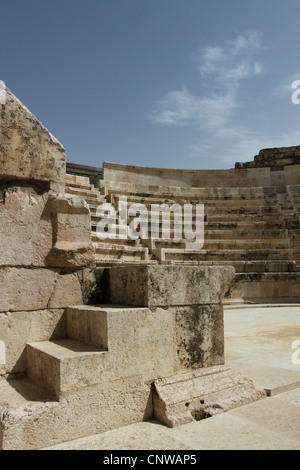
[
  {"left": 225, "top": 272, "right": 300, "bottom": 303},
  {"left": 153, "top": 365, "right": 265, "bottom": 428},
  {"left": 0, "top": 187, "right": 52, "bottom": 267},
  {"left": 0, "top": 309, "right": 66, "bottom": 374},
  {"left": 0, "top": 186, "right": 94, "bottom": 268},
  {"left": 26, "top": 340, "right": 108, "bottom": 398},
  {"left": 173, "top": 305, "right": 224, "bottom": 370},
  {"left": 64, "top": 306, "right": 176, "bottom": 387},
  {"left": 0, "top": 375, "right": 153, "bottom": 450},
  {"left": 107, "top": 265, "right": 234, "bottom": 372},
  {"left": 0, "top": 85, "right": 66, "bottom": 186},
  {"left": 285, "top": 165, "right": 300, "bottom": 186},
  {"left": 109, "top": 265, "right": 235, "bottom": 307},
  {"left": 26, "top": 302, "right": 224, "bottom": 400},
  {"left": 46, "top": 192, "right": 95, "bottom": 268},
  {"left": 0, "top": 268, "right": 83, "bottom": 313}
]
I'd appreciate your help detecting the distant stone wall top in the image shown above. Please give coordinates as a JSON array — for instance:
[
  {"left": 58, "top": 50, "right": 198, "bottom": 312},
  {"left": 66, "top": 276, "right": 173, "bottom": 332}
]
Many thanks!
[
  {"left": 0, "top": 85, "right": 66, "bottom": 186},
  {"left": 235, "top": 146, "right": 300, "bottom": 171},
  {"left": 102, "top": 161, "right": 271, "bottom": 188}
]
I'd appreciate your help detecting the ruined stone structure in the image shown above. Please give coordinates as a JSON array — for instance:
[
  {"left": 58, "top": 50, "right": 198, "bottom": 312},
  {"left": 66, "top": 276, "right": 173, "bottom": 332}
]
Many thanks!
[{"left": 0, "top": 85, "right": 298, "bottom": 449}]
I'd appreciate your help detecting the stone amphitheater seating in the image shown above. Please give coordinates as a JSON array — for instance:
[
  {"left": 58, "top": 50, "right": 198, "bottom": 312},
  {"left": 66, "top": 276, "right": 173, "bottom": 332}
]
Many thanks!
[
  {"left": 65, "top": 174, "right": 300, "bottom": 303},
  {"left": 2, "top": 85, "right": 299, "bottom": 450}
]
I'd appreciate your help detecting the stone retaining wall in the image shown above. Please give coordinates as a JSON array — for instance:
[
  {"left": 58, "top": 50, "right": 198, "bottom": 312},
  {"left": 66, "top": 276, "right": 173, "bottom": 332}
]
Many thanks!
[{"left": 0, "top": 85, "right": 96, "bottom": 377}]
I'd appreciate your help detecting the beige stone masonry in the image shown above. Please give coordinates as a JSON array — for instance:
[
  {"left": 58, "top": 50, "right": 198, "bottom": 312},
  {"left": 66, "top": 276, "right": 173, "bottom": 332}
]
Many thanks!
[
  {"left": 102, "top": 161, "right": 271, "bottom": 189},
  {"left": 153, "top": 365, "right": 265, "bottom": 428},
  {"left": 0, "top": 85, "right": 65, "bottom": 187},
  {"left": 0, "top": 309, "right": 66, "bottom": 374},
  {"left": 0, "top": 268, "right": 83, "bottom": 313},
  {"left": 46, "top": 192, "right": 95, "bottom": 268},
  {"left": 109, "top": 265, "right": 235, "bottom": 307}
]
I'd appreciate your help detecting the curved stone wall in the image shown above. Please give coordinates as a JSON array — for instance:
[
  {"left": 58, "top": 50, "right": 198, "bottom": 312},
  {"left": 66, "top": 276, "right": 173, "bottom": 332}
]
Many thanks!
[{"left": 102, "top": 161, "right": 272, "bottom": 189}]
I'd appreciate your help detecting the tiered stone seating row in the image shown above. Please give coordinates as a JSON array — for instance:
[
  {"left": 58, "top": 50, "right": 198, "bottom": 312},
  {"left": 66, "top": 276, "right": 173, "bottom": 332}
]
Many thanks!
[
  {"left": 65, "top": 174, "right": 156, "bottom": 265},
  {"left": 65, "top": 175, "right": 300, "bottom": 283}
]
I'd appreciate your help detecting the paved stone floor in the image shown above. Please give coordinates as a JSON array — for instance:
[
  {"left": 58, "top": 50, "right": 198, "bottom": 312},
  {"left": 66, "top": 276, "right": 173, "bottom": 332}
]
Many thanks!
[{"left": 43, "top": 304, "right": 300, "bottom": 450}]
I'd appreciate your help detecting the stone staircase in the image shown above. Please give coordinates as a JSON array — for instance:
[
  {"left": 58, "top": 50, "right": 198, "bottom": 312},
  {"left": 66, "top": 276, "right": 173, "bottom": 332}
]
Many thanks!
[
  {"left": 99, "top": 183, "right": 297, "bottom": 271},
  {"left": 65, "top": 174, "right": 156, "bottom": 266},
  {"left": 1, "top": 265, "right": 246, "bottom": 450},
  {"left": 286, "top": 185, "right": 300, "bottom": 270},
  {"left": 27, "top": 305, "right": 109, "bottom": 399},
  {"left": 65, "top": 175, "right": 300, "bottom": 302}
]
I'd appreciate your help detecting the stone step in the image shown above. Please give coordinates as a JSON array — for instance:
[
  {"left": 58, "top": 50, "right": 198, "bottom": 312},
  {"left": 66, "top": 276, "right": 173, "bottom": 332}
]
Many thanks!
[
  {"left": 98, "top": 201, "right": 282, "bottom": 216},
  {"left": 291, "top": 242, "right": 300, "bottom": 250},
  {"left": 65, "top": 181, "right": 94, "bottom": 191},
  {"left": 156, "top": 248, "right": 294, "bottom": 263},
  {"left": 289, "top": 232, "right": 300, "bottom": 240},
  {"left": 108, "top": 194, "right": 278, "bottom": 207},
  {"left": 65, "top": 190, "right": 106, "bottom": 205},
  {"left": 91, "top": 220, "right": 285, "bottom": 232},
  {"left": 203, "top": 229, "right": 289, "bottom": 239},
  {"left": 100, "top": 182, "right": 277, "bottom": 199},
  {"left": 66, "top": 174, "right": 91, "bottom": 187},
  {"left": 205, "top": 213, "right": 282, "bottom": 222},
  {"left": 204, "top": 221, "right": 285, "bottom": 230},
  {"left": 160, "top": 259, "right": 297, "bottom": 273},
  {"left": 65, "top": 180, "right": 93, "bottom": 190},
  {"left": 65, "top": 186, "right": 104, "bottom": 198},
  {"left": 279, "top": 205, "right": 295, "bottom": 212},
  {"left": 93, "top": 242, "right": 149, "bottom": 260},
  {"left": 27, "top": 339, "right": 107, "bottom": 399},
  {"left": 145, "top": 238, "right": 290, "bottom": 250},
  {"left": 226, "top": 271, "right": 300, "bottom": 303},
  {"left": 91, "top": 232, "right": 139, "bottom": 246},
  {"left": 291, "top": 250, "right": 300, "bottom": 259},
  {"left": 95, "top": 258, "right": 158, "bottom": 266},
  {"left": 287, "top": 184, "right": 300, "bottom": 192},
  {"left": 89, "top": 206, "right": 283, "bottom": 223},
  {"left": 66, "top": 306, "right": 108, "bottom": 350},
  {"left": 203, "top": 239, "right": 290, "bottom": 249}
]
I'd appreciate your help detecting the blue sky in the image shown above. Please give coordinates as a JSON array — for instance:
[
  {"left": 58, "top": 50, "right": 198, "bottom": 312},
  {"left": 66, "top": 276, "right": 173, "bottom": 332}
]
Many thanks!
[{"left": 1, "top": 0, "right": 300, "bottom": 170}]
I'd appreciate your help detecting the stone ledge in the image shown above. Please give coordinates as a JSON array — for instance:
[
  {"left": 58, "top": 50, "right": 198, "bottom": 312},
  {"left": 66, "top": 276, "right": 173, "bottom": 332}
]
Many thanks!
[
  {"left": 109, "top": 265, "right": 235, "bottom": 307},
  {"left": 153, "top": 365, "right": 266, "bottom": 428},
  {"left": 0, "top": 86, "right": 65, "bottom": 185}
]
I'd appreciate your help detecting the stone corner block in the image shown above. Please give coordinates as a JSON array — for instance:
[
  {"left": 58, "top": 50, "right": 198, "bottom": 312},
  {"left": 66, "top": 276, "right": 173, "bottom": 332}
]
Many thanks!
[
  {"left": 152, "top": 365, "right": 266, "bottom": 428},
  {"left": 46, "top": 192, "right": 95, "bottom": 268},
  {"left": 0, "top": 85, "right": 66, "bottom": 185},
  {"left": 109, "top": 265, "right": 235, "bottom": 307}
]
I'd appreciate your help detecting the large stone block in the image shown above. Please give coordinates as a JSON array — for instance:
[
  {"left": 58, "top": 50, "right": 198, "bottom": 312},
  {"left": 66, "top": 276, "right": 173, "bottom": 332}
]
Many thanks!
[
  {"left": 0, "top": 187, "right": 52, "bottom": 267},
  {"left": 0, "top": 85, "right": 65, "bottom": 185},
  {"left": 0, "top": 267, "right": 83, "bottom": 313},
  {"left": 65, "top": 305, "right": 176, "bottom": 385},
  {"left": 0, "top": 187, "right": 94, "bottom": 268},
  {"left": 46, "top": 192, "right": 95, "bottom": 268},
  {"left": 109, "top": 265, "right": 235, "bottom": 307},
  {"left": 173, "top": 305, "right": 224, "bottom": 370},
  {"left": 26, "top": 302, "right": 225, "bottom": 398},
  {"left": 0, "top": 309, "right": 66, "bottom": 374},
  {"left": 225, "top": 272, "right": 300, "bottom": 303},
  {"left": 0, "top": 375, "right": 152, "bottom": 450},
  {"left": 153, "top": 365, "right": 265, "bottom": 428}
]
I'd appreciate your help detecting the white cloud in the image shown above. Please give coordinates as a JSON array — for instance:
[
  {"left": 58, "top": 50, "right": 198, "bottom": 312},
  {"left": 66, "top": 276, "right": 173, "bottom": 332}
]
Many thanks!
[
  {"left": 150, "top": 87, "right": 199, "bottom": 126},
  {"left": 190, "top": 124, "right": 300, "bottom": 167},
  {"left": 150, "top": 30, "right": 265, "bottom": 129},
  {"left": 195, "top": 30, "right": 264, "bottom": 84},
  {"left": 149, "top": 31, "right": 270, "bottom": 165},
  {"left": 230, "top": 30, "right": 263, "bottom": 54},
  {"left": 150, "top": 86, "right": 238, "bottom": 130}
]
